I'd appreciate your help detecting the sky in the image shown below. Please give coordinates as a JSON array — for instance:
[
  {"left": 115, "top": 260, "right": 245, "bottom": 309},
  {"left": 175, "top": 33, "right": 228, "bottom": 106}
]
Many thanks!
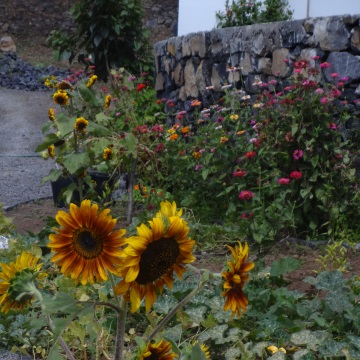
[{"left": 178, "top": 0, "right": 360, "bottom": 36}]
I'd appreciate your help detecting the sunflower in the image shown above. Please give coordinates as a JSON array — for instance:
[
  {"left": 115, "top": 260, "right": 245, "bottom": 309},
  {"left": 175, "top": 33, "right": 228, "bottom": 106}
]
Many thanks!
[
  {"left": 193, "top": 341, "right": 211, "bottom": 359},
  {"left": 53, "top": 90, "right": 69, "bottom": 106},
  {"left": 86, "top": 75, "right": 98, "bottom": 88},
  {"left": 103, "top": 147, "right": 113, "bottom": 160},
  {"left": 75, "top": 117, "right": 89, "bottom": 134},
  {"left": 114, "top": 215, "right": 195, "bottom": 312},
  {"left": 48, "top": 108, "right": 55, "bottom": 121},
  {"left": 140, "top": 339, "right": 178, "bottom": 360},
  {"left": 156, "top": 200, "right": 183, "bottom": 219},
  {"left": 48, "top": 200, "right": 126, "bottom": 285},
  {"left": 48, "top": 145, "right": 55, "bottom": 158},
  {"left": 104, "top": 94, "right": 112, "bottom": 108},
  {"left": 57, "top": 80, "right": 74, "bottom": 91},
  {"left": 222, "top": 242, "right": 254, "bottom": 317},
  {"left": 0, "top": 252, "right": 44, "bottom": 314}
]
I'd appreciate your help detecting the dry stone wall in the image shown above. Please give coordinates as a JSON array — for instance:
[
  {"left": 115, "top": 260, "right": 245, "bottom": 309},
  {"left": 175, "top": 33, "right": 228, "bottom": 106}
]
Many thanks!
[{"left": 153, "top": 14, "right": 360, "bottom": 112}]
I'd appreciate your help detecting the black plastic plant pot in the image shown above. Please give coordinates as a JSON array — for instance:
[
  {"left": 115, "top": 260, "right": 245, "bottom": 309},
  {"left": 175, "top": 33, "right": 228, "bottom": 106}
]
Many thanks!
[{"left": 51, "top": 172, "right": 114, "bottom": 208}]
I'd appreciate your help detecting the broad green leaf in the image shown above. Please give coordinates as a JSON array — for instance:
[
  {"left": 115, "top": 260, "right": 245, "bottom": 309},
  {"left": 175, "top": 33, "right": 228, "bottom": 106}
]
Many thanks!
[
  {"left": 63, "top": 152, "right": 90, "bottom": 174},
  {"left": 93, "top": 34, "right": 102, "bottom": 47},
  {"left": 318, "top": 339, "right": 347, "bottom": 357},
  {"left": 348, "top": 335, "right": 360, "bottom": 351},
  {"left": 202, "top": 168, "right": 209, "bottom": 180},
  {"left": 300, "top": 187, "right": 312, "bottom": 198},
  {"left": 41, "top": 168, "right": 63, "bottom": 184},
  {"left": 325, "top": 291, "right": 353, "bottom": 313},
  {"left": 78, "top": 83, "right": 99, "bottom": 105},
  {"left": 87, "top": 121, "right": 112, "bottom": 137},
  {"left": 310, "top": 155, "right": 319, "bottom": 168},
  {"left": 293, "top": 349, "right": 316, "bottom": 360},
  {"left": 306, "top": 270, "right": 344, "bottom": 290},
  {"left": 291, "top": 123, "right": 299, "bottom": 136},
  {"left": 41, "top": 292, "right": 77, "bottom": 313},
  {"left": 35, "top": 133, "right": 63, "bottom": 152},
  {"left": 57, "top": 113, "right": 76, "bottom": 136},
  {"left": 291, "top": 330, "right": 329, "bottom": 349},
  {"left": 270, "top": 257, "right": 301, "bottom": 277},
  {"left": 189, "top": 343, "right": 208, "bottom": 360}
]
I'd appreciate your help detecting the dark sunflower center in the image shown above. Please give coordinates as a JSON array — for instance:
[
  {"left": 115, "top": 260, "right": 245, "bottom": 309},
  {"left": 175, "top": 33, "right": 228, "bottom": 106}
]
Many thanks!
[
  {"left": 72, "top": 228, "right": 103, "bottom": 259},
  {"left": 136, "top": 238, "right": 180, "bottom": 285}
]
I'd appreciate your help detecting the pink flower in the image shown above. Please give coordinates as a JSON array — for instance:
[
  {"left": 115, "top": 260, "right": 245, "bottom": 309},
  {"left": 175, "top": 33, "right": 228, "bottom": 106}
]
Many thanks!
[
  {"left": 155, "top": 143, "right": 165, "bottom": 153},
  {"left": 239, "top": 190, "right": 254, "bottom": 201},
  {"left": 233, "top": 168, "right": 247, "bottom": 177},
  {"left": 328, "top": 122, "right": 338, "bottom": 130},
  {"left": 331, "top": 89, "right": 341, "bottom": 97},
  {"left": 315, "top": 88, "right": 324, "bottom": 94},
  {"left": 330, "top": 73, "right": 338, "bottom": 78},
  {"left": 311, "top": 55, "right": 321, "bottom": 61},
  {"left": 194, "top": 164, "right": 203, "bottom": 171},
  {"left": 339, "top": 76, "right": 349, "bottom": 82},
  {"left": 278, "top": 178, "right": 290, "bottom": 185},
  {"left": 293, "top": 149, "right": 303, "bottom": 160},
  {"left": 290, "top": 171, "right": 302, "bottom": 179},
  {"left": 320, "top": 62, "right": 331, "bottom": 68},
  {"left": 321, "top": 97, "right": 330, "bottom": 104}
]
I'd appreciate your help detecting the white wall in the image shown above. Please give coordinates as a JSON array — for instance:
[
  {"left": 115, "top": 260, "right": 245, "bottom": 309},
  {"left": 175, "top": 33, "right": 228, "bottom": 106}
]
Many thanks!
[{"left": 178, "top": 0, "right": 360, "bottom": 36}]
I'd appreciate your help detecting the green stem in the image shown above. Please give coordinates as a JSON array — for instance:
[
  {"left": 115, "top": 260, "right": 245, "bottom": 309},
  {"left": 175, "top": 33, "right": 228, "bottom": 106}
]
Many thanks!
[
  {"left": 28, "top": 284, "right": 76, "bottom": 360},
  {"left": 147, "top": 279, "right": 207, "bottom": 342},
  {"left": 126, "top": 157, "right": 137, "bottom": 225},
  {"left": 114, "top": 299, "right": 127, "bottom": 360}
]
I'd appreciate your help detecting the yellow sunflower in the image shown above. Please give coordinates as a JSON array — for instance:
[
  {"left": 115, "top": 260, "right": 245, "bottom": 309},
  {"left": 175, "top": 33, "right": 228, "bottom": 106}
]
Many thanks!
[
  {"left": 48, "top": 108, "right": 55, "bottom": 121},
  {"left": 53, "top": 90, "right": 69, "bottom": 106},
  {"left": 114, "top": 215, "right": 195, "bottom": 312},
  {"left": 222, "top": 242, "right": 254, "bottom": 317},
  {"left": 86, "top": 75, "right": 98, "bottom": 88},
  {"left": 48, "top": 200, "right": 126, "bottom": 285},
  {"left": 103, "top": 147, "right": 113, "bottom": 160},
  {"left": 75, "top": 117, "right": 89, "bottom": 133},
  {"left": 156, "top": 200, "right": 183, "bottom": 219},
  {"left": 57, "top": 80, "right": 74, "bottom": 91},
  {"left": 48, "top": 145, "right": 55, "bottom": 158},
  {"left": 140, "top": 339, "right": 178, "bottom": 360},
  {"left": 104, "top": 94, "right": 112, "bottom": 108},
  {"left": 0, "top": 252, "right": 44, "bottom": 314}
]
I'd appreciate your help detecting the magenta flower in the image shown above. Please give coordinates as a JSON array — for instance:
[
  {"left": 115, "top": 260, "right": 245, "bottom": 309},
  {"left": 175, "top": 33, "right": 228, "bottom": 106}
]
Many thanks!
[
  {"left": 233, "top": 169, "right": 247, "bottom": 177},
  {"left": 330, "top": 73, "right": 338, "bottom": 78},
  {"left": 320, "top": 62, "right": 331, "bottom": 68},
  {"left": 328, "top": 122, "right": 338, "bottom": 130},
  {"left": 278, "top": 178, "right": 290, "bottom": 185},
  {"left": 293, "top": 149, "right": 303, "bottom": 160},
  {"left": 290, "top": 171, "right": 302, "bottom": 180},
  {"left": 339, "top": 76, "right": 349, "bottom": 82},
  {"left": 194, "top": 164, "right": 203, "bottom": 171},
  {"left": 239, "top": 190, "right": 254, "bottom": 201}
]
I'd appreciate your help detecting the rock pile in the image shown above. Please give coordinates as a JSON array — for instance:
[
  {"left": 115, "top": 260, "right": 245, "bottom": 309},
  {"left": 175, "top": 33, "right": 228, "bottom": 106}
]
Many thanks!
[{"left": 0, "top": 52, "right": 72, "bottom": 91}]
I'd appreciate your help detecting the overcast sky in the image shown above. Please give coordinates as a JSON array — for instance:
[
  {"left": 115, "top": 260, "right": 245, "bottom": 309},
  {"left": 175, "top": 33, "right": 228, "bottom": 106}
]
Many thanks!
[{"left": 178, "top": 0, "right": 360, "bottom": 36}]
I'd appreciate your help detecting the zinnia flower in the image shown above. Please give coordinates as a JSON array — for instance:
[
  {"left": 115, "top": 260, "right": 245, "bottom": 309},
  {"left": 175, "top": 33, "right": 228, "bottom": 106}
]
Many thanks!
[
  {"left": 114, "top": 205, "right": 195, "bottom": 312},
  {"left": 290, "top": 171, "right": 302, "bottom": 179},
  {"left": 239, "top": 190, "right": 254, "bottom": 201},
  {"left": 233, "top": 168, "right": 246, "bottom": 177},
  {"left": 277, "top": 178, "right": 290, "bottom": 185},
  {"left": 244, "top": 151, "right": 256, "bottom": 159},
  {"left": 169, "top": 134, "right": 178, "bottom": 141},
  {"left": 48, "top": 200, "right": 126, "bottom": 285},
  {"left": 75, "top": 117, "right": 89, "bottom": 133},
  {"left": 220, "top": 136, "right": 229, "bottom": 144},
  {"left": 104, "top": 94, "right": 112, "bottom": 108},
  {"left": 140, "top": 339, "right": 178, "bottom": 360},
  {"left": 136, "top": 83, "right": 146, "bottom": 91},
  {"left": 103, "top": 147, "right": 113, "bottom": 160},
  {"left": 293, "top": 149, "right": 303, "bottom": 160},
  {"left": 222, "top": 242, "right": 254, "bottom": 317},
  {"left": 53, "top": 90, "right": 69, "bottom": 106},
  {"left": 230, "top": 114, "right": 239, "bottom": 121},
  {"left": 193, "top": 151, "right": 201, "bottom": 159},
  {"left": 0, "top": 252, "right": 45, "bottom": 314},
  {"left": 86, "top": 75, "right": 98, "bottom": 88}
]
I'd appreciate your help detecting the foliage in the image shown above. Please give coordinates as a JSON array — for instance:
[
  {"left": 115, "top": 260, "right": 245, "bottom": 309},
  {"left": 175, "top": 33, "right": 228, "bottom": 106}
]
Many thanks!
[
  {"left": 130, "top": 60, "right": 360, "bottom": 245},
  {"left": 0, "top": 203, "right": 13, "bottom": 235},
  {"left": 216, "top": 0, "right": 293, "bottom": 28},
  {"left": 47, "top": 0, "right": 152, "bottom": 81}
]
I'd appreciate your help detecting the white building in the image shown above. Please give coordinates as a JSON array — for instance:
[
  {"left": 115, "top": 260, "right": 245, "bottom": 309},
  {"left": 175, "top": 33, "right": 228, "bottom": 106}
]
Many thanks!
[{"left": 178, "top": 0, "right": 360, "bottom": 36}]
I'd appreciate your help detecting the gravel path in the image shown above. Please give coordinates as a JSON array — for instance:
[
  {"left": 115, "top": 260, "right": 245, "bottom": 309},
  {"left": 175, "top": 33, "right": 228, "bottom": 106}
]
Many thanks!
[{"left": 0, "top": 87, "right": 57, "bottom": 208}]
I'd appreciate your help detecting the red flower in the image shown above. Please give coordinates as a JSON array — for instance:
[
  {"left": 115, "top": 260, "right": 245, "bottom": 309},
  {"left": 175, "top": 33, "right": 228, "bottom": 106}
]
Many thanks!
[
  {"left": 241, "top": 212, "right": 254, "bottom": 219},
  {"left": 290, "top": 171, "right": 302, "bottom": 179},
  {"left": 136, "top": 83, "right": 146, "bottom": 91},
  {"left": 233, "top": 168, "right": 247, "bottom": 177},
  {"left": 239, "top": 190, "right": 254, "bottom": 201},
  {"left": 244, "top": 151, "right": 257, "bottom": 159},
  {"left": 155, "top": 143, "right": 165, "bottom": 153}
]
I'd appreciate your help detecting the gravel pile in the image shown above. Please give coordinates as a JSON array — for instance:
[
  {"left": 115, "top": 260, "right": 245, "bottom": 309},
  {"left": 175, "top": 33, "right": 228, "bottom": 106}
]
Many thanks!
[{"left": 0, "top": 52, "right": 72, "bottom": 91}]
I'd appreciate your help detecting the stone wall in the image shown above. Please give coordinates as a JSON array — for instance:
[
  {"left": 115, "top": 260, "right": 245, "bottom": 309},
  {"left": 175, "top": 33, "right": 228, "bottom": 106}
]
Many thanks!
[
  {"left": 153, "top": 14, "right": 360, "bottom": 111},
  {"left": 0, "top": 0, "right": 178, "bottom": 44}
]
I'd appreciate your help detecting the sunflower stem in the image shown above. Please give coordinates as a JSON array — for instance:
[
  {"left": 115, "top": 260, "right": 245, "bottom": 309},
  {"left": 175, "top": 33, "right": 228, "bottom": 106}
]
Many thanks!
[
  {"left": 126, "top": 157, "right": 137, "bottom": 225},
  {"left": 114, "top": 298, "right": 127, "bottom": 360},
  {"left": 147, "top": 279, "right": 207, "bottom": 342}
]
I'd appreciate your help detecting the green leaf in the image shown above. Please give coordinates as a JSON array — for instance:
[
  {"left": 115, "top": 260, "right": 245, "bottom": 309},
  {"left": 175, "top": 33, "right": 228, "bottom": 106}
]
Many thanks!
[
  {"left": 57, "top": 113, "right": 76, "bottom": 136},
  {"left": 291, "top": 330, "right": 329, "bottom": 349},
  {"left": 348, "top": 335, "right": 360, "bottom": 351},
  {"left": 189, "top": 343, "right": 208, "bottom": 360},
  {"left": 305, "top": 270, "right": 344, "bottom": 291},
  {"left": 63, "top": 152, "right": 90, "bottom": 174},
  {"left": 78, "top": 84, "right": 98, "bottom": 105},
  {"left": 310, "top": 155, "right": 319, "bottom": 168},
  {"left": 300, "top": 187, "right": 312, "bottom": 198},
  {"left": 291, "top": 123, "right": 299, "bottom": 136},
  {"left": 202, "top": 168, "right": 209, "bottom": 180},
  {"left": 270, "top": 257, "right": 301, "bottom": 277},
  {"left": 325, "top": 291, "right": 353, "bottom": 314},
  {"left": 41, "top": 292, "right": 77, "bottom": 313},
  {"left": 87, "top": 121, "right": 112, "bottom": 137},
  {"left": 41, "top": 168, "right": 63, "bottom": 184},
  {"left": 35, "top": 133, "right": 63, "bottom": 152},
  {"left": 93, "top": 34, "right": 103, "bottom": 47}
]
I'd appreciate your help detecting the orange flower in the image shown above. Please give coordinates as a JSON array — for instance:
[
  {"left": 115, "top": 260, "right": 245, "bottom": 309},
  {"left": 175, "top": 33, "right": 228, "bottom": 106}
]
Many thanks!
[
  {"left": 220, "top": 136, "right": 229, "bottom": 144},
  {"left": 170, "top": 134, "right": 179, "bottom": 141},
  {"left": 181, "top": 126, "right": 190, "bottom": 133},
  {"left": 134, "top": 184, "right": 140, "bottom": 190},
  {"left": 193, "top": 151, "right": 201, "bottom": 159}
]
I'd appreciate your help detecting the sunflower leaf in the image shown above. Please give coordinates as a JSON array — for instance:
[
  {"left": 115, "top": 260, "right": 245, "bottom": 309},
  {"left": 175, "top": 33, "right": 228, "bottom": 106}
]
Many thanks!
[
  {"left": 63, "top": 152, "right": 90, "bottom": 174},
  {"left": 270, "top": 257, "right": 301, "bottom": 277}
]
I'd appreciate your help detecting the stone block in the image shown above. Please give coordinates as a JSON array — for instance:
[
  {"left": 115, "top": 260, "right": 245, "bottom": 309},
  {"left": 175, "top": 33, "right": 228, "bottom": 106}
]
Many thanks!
[
  {"left": 245, "top": 74, "right": 265, "bottom": 94},
  {"left": 324, "top": 52, "right": 360, "bottom": 82},
  {"left": 211, "top": 65, "right": 222, "bottom": 92},
  {"left": 271, "top": 48, "right": 290, "bottom": 77},
  {"left": 258, "top": 57, "right": 272, "bottom": 75},
  {"left": 0, "top": 36, "right": 16, "bottom": 52},
  {"left": 174, "top": 63, "right": 184, "bottom": 86},
  {"left": 279, "top": 20, "right": 306, "bottom": 48},
  {"left": 239, "top": 52, "right": 252, "bottom": 75},
  {"left": 155, "top": 73, "right": 164, "bottom": 92},
  {"left": 351, "top": 27, "right": 360, "bottom": 53},
  {"left": 313, "top": 17, "right": 350, "bottom": 51},
  {"left": 184, "top": 59, "right": 199, "bottom": 98}
]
